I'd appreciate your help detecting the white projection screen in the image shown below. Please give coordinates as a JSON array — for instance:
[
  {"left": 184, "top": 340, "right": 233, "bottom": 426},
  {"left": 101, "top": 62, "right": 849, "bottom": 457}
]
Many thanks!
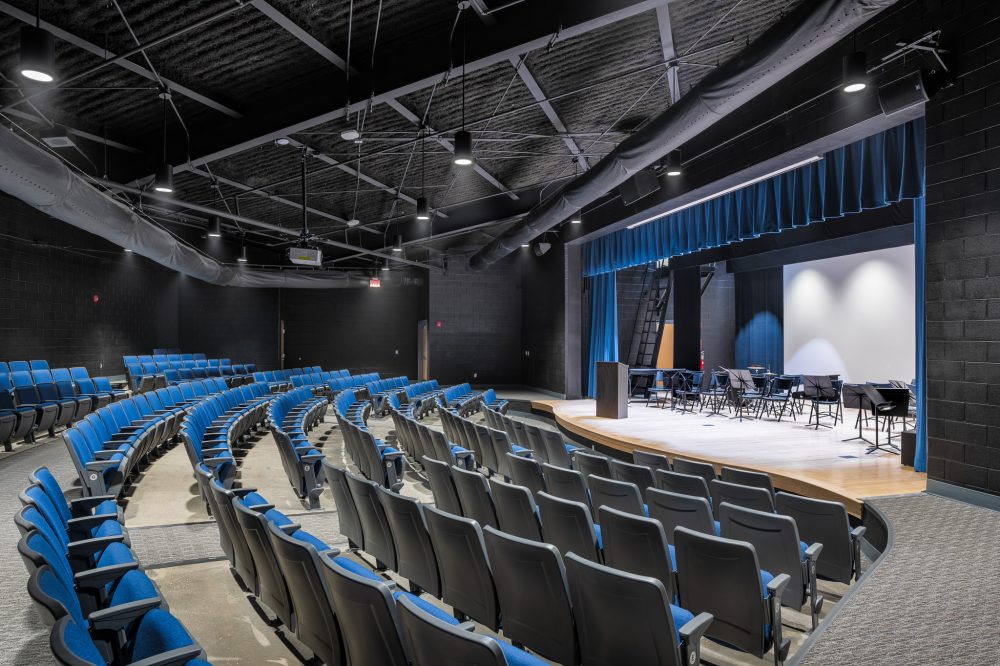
[{"left": 783, "top": 244, "right": 915, "bottom": 383}]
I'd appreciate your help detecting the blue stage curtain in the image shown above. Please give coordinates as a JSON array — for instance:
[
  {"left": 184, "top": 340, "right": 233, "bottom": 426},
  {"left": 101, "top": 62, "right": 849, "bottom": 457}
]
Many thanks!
[
  {"left": 734, "top": 268, "right": 784, "bottom": 373},
  {"left": 587, "top": 272, "right": 619, "bottom": 398},
  {"left": 583, "top": 118, "right": 926, "bottom": 276},
  {"left": 914, "top": 195, "right": 927, "bottom": 472}
]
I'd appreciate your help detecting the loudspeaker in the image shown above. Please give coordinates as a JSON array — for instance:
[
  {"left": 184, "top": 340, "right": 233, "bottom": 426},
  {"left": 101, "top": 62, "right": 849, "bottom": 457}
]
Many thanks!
[
  {"left": 618, "top": 169, "right": 660, "bottom": 206},
  {"left": 878, "top": 70, "right": 930, "bottom": 116},
  {"left": 532, "top": 242, "right": 551, "bottom": 257}
]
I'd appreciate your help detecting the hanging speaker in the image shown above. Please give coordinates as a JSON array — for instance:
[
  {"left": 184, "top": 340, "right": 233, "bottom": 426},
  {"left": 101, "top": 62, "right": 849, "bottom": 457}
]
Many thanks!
[
  {"left": 878, "top": 70, "right": 930, "bottom": 116},
  {"left": 618, "top": 169, "right": 660, "bottom": 206}
]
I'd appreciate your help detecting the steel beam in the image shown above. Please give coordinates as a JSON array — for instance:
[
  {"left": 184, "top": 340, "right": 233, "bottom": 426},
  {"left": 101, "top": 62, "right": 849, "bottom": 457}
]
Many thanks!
[
  {"left": 655, "top": 3, "right": 681, "bottom": 104},
  {"left": 2, "top": 108, "right": 142, "bottom": 154},
  {"left": 509, "top": 56, "right": 589, "bottom": 169},
  {"left": 0, "top": 1, "right": 242, "bottom": 119}
]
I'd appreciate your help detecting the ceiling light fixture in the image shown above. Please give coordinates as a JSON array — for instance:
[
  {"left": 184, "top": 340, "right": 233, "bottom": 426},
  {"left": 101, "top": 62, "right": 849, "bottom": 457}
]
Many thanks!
[
  {"left": 346, "top": 218, "right": 360, "bottom": 227},
  {"left": 417, "top": 130, "right": 431, "bottom": 219},
  {"left": 521, "top": 243, "right": 530, "bottom": 248},
  {"left": 19, "top": 8, "right": 55, "bottom": 84},
  {"left": 570, "top": 211, "right": 582, "bottom": 224},
  {"left": 275, "top": 137, "right": 291, "bottom": 146},
  {"left": 207, "top": 216, "right": 222, "bottom": 237},
  {"left": 393, "top": 235, "right": 404, "bottom": 252},
  {"left": 453, "top": 5, "right": 473, "bottom": 166},
  {"left": 416, "top": 197, "right": 430, "bottom": 220},
  {"left": 665, "top": 149, "right": 683, "bottom": 176},
  {"left": 123, "top": 247, "right": 133, "bottom": 253},
  {"left": 153, "top": 89, "right": 173, "bottom": 193},
  {"left": 237, "top": 243, "right": 247, "bottom": 262},
  {"left": 341, "top": 128, "right": 361, "bottom": 142},
  {"left": 842, "top": 51, "right": 867, "bottom": 92},
  {"left": 381, "top": 259, "right": 390, "bottom": 272},
  {"left": 627, "top": 155, "right": 823, "bottom": 230}
]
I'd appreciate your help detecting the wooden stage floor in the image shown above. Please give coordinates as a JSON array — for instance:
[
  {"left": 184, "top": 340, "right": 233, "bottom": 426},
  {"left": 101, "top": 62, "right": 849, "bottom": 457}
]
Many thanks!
[{"left": 532, "top": 399, "right": 926, "bottom": 517}]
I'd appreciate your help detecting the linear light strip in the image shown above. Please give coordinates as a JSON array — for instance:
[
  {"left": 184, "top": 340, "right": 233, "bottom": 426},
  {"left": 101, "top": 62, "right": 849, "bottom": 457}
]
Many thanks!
[{"left": 626, "top": 155, "right": 823, "bottom": 230}]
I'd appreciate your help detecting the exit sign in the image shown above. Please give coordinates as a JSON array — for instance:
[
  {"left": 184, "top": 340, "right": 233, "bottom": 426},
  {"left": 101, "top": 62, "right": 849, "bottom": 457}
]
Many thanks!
[{"left": 369, "top": 278, "right": 381, "bottom": 288}]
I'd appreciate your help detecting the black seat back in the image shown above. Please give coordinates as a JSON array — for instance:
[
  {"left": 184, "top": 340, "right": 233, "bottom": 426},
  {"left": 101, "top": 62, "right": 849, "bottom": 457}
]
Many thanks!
[
  {"left": 574, "top": 450, "right": 612, "bottom": 487},
  {"left": 633, "top": 450, "right": 671, "bottom": 472},
  {"left": 472, "top": 422, "right": 500, "bottom": 475},
  {"left": 322, "top": 461, "right": 365, "bottom": 550},
  {"left": 646, "top": 488, "right": 716, "bottom": 544},
  {"left": 612, "top": 460, "right": 655, "bottom": 500},
  {"left": 483, "top": 526, "right": 577, "bottom": 665},
  {"left": 671, "top": 457, "right": 717, "bottom": 485},
  {"left": 508, "top": 453, "right": 546, "bottom": 497},
  {"left": 376, "top": 486, "right": 441, "bottom": 596},
  {"left": 710, "top": 479, "right": 775, "bottom": 514},
  {"left": 451, "top": 466, "right": 499, "bottom": 529},
  {"left": 520, "top": 421, "right": 550, "bottom": 463},
  {"left": 267, "top": 523, "right": 345, "bottom": 666},
  {"left": 488, "top": 478, "right": 542, "bottom": 542},
  {"left": 539, "top": 428, "right": 575, "bottom": 468},
  {"left": 674, "top": 526, "right": 770, "bottom": 659},
  {"left": 587, "top": 474, "right": 645, "bottom": 518},
  {"left": 232, "top": 500, "right": 294, "bottom": 628},
  {"left": 598, "top": 505, "right": 676, "bottom": 599},
  {"left": 721, "top": 467, "right": 775, "bottom": 496},
  {"left": 422, "top": 457, "right": 463, "bottom": 516},
  {"left": 536, "top": 491, "right": 601, "bottom": 563},
  {"left": 422, "top": 505, "right": 500, "bottom": 630},
  {"left": 345, "top": 470, "right": 397, "bottom": 570},
  {"left": 397, "top": 594, "right": 506, "bottom": 666},
  {"left": 487, "top": 428, "right": 517, "bottom": 478},
  {"left": 654, "top": 469, "right": 712, "bottom": 502},
  {"left": 208, "top": 479, "right": 257, "bottom": 593},
  {"left": 776, "top": 492, "right": 853, "bottom": 583},
  {"left": 541, "top": 463, "right": 590, "bottom": 508},
  {"left": 564, "top": 551, "right": 685, "bottom": 666},
  {"left": 320, "top": 556, "right": 408, "bottom": 666}
]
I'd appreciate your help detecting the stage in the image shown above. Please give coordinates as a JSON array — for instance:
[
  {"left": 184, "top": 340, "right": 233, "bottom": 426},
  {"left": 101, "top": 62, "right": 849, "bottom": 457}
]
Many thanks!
[{"left": 531, "top": 399, "right": 926, "bottom": 517}]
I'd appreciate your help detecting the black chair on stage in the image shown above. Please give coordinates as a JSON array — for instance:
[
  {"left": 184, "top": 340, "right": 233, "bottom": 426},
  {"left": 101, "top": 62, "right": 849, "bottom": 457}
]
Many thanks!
[
  {"left": 756, "top": 376, "right": 796, "bottom": 421},
  {"left": 803, "top": 375, "right": 843, "bottom": 429},
  {"left": 701, "top": 370, "right": 730, "bottom": 415},
  {"left": 676, "top": 371, "right": 704, "bottom": 413},
  {"left": 646, "top": 370, "right": 670, "bottom": 408},
  {"left": 726, "top": 369, "right": 761, "bottom": 421}
]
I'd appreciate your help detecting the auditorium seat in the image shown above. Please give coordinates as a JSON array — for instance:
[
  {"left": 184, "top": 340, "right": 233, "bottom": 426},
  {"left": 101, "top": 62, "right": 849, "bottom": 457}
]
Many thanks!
[
  {"left": 565, "top": 551, "right": 711, "bottom": 666},
  {"left": 612, "top": 459, "right": 655, "bottom": 500},
  {"left": 655, "top": 468, "right": 713, "bottom": 502},
  {"left": 483, "top": 526, "right": 578, "bottom": 665},
  {"left": 345, "top": 470, "right": 398, "bottom": 571},
  {"left": 776, "top": 492, "right": 866, "bottom": 583},
  {"left": 20, "top": 483, "right": 126, "bottom": 547},
  {"left": 451, "top": 465, "right": 500, "bottom": 529},
  {"left": 30, "top": 368, "right": 87, "bottom": 424},
  {"left": 722, "top": 466, "right": 776, "bottom": 497},
  {"left": 646, "top": 488, "right": 720, "bottom": 542},
  {"left": 633, "top": 449, "right": 672, "bottom": 472},
  {"left": 422, "top": 505, "right": 500, "bottom": 629},
  {"left": 538, "top": 426, "right": 582, "bottom": 468},
  {"left": 672, "top": 457, "right": 718, "bottom": 485},
  {"left": 422, "top": 457, "right": 464, "bottom": 517},
  {"left": 53, "top": 368, "right": 110, "bottom": 410},
  {"left": 541, "top": 463, "right": 591, "bottom": 508},
  {"left": 208, "top": 480, "right": 259, "bottom": 593},
  {"left": 49, "top": 610, "right": 207, "bottom": 666},
  {"left": 397, "top": 593, "right": 548, "bottom": 666},
  {"left": 674, "top": 526, "right": 791, "bottom": 665},
  {"left": 7, "top": 372, "right": 62, "bottom": 436},
  {"left": 718, "top": 502, "right": 824, "bottom": 628},
  {"left": 61, "top": 427, "right": 127, "bottom": 497},
  {"left": 599, "top": 505, "right": 678, "bottom": 588},
  {"left": 0, "top": 383, "right": 37, "bottom": 449},
  {"left": 537, "top": 491, "right": 602, "bottom": 563},
  {"left": 488, "top": 478, "right": 543, "bottom": 541},
  {"left": 710, "top": 479, "right": 776, "bottom": 514},
  {"left": 376, "top": 486, "right": 442, "bottom": 596},
  {"left": 588, "top": 474, "right": 647, "bottom": 518},
  {"left": 322, "top": 461, "right": 365, "bottom": 551},
  {"left": 508, "top": 453, "right": 546, "bottom": 497}
]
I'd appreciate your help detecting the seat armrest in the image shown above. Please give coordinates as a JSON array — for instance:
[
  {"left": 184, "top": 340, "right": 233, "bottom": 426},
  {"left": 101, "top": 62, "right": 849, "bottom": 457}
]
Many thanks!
[
  {"left": 94, "top": 449, "right": 124, "bottom": 460},
  {"left": 86, "top": 459, "right": 121, "bottom": 471},
  {"left": 125, "top": 644, "right": 204, "bottom": 666},
  {"left": 231, "top": 487, "right": 258, "bottom": 498},
  {"left": 678, "top": 611, "right": 713, "bottom": 666},
  {"left": 766, "top": 572, "right": 791, "bottom": 598},
  {"left": 301, "top": 452, "right": 325, "bottom": 463},
  {"left": 850, "top": 526, "right": 867, "bottom": 540},
  {"left": 278, "top": 523, "right": 300, "bottom": 535},
  {"left": 74, "top": 561, "right": 139, "bottom": 589},
  {"left": 88, "top": 596, "right": 162, "bottom": 632},
  {"left": 67, "top": 514, "right": 117, "bottom": 533},
  {"left": 203, "top": 456, "right": 231, "bottom": 469},
  {"left": 804, "top": 542, "right": 823, "bottom": 562},
  {"left": 246, "top": 502, "right": 275, "bottom": 513},
  {"left": 382, "top": 450, "right": 404, "bottom": 461},
  {"left": 67, "top": 534, "right": 125, "bottom": 558},
  {"left": 68, "top": 495, "right": 118, "bottom": 515},
  {"left": 201, "top": 447, "right": 230, "bottom": 456}
]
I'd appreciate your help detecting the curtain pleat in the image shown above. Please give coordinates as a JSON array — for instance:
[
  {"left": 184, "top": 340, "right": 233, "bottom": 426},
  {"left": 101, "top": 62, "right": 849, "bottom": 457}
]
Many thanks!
[{"left": 586, "top": 272, "right": 619, "bottom": 398}]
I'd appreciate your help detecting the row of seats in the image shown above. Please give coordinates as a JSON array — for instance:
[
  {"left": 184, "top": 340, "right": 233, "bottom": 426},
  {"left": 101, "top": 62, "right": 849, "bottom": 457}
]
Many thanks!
[
  {"left": 482, "top": 405, "right": 582, "bottom": 468},
  {"left": 437, "top": 382, "right": 482, "bottom": 417},
  {"left": 401, "top": 380, "right": 442, "bottom": 419},
  {"left": 439, "top": 408, "right": 538, "bottom": 478},
  {"left": 325, "top": 461, "right": 713, "bottom": 665},
  {"left": 268, "top": 387, "right": 329, "bottom": 508},
  {"left": 16, "top": 468, "right": 212, "bottom": 666},
  {"left": 389, "top": 406, "right": 475, "bottom": 470},
  {"left": 62, "top": 378, "right": 233, "bottom": 497},
  {"left": 336, "top": 407, "right": 405, "bottom": 491},
  {"left": 334, "top": 388, "right": 369, "bottom": 428},
  {"left": 366, "top": 376, "right": 410, "bottom": 415},
  {"left": 181, "top": 383, "right": 274, "bottom": 490},
  {"left": 125, "top": 356, "right": 257, "bottom": 392}
]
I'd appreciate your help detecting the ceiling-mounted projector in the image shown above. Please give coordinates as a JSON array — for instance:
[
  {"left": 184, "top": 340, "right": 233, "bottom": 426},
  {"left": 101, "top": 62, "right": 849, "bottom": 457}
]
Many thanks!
[{"left": 288, "top": 247, "right": 323, "bottom": 266}]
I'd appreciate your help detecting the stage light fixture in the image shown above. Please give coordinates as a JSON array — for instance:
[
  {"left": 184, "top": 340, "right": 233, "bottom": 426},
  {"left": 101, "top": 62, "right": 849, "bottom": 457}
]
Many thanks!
[
  {"left": 454, "top": 130, "right": 473, "bottom": 165},
  {"left": 207, "top": 216, "right": 222, "bottom": 237},
  {"left": 665, "top": 149, "right": 683, "bottom": 176},
  {"left": 237, "top": 245, "right": 247, "bottom": 262},
  {"left": 393, "top": 235, "right": 403, "bottom": 252},
  {"left": 416, "top": 196, "right": 430, "bottom": 220},
  {"left": 153, "top": 162, "right": 174, "bottom": 193},
  {"left": 842, "top": 52, "right": 867, "bottom": 93},
  {"left": 19, "top": 25, "right": 55, "bottom": 83},
  {"left": 570, "top": 211, "right": 582, "bottom": 224},
  {"left": 627, "top": 155, "right": 823, "bottom": 230}
]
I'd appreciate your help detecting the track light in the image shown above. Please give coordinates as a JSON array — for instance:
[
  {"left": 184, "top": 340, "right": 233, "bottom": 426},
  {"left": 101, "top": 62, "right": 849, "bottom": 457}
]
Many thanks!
[
  {"left": 153, "top": 162, "right": 174, "bottom": 193},
  {"left": 19, "top": 25, "right": 55, "bottom": 83},
  {"left": 454, "top": 130, "right": 473, "bottom": 165},
  {"left": 207, "top": 216, "right": 222, "bottom": 237},
  {"left": 416, "top": 197, "right": 430, "bottom": 220},
  {"left": 665, "top": 149, "right": 683, "bottom": 176},
  {"left": 842, "top": 52, "right": 867, "bottom": 93},
  {"left": 570, "top": 212, "right": 582, "bottom": 224},
  {"left": 393, "top": 235, "right": 403, "bottom": 252},
  {"left": 237, "top": 245, "right": 247, "bottom": 262}
]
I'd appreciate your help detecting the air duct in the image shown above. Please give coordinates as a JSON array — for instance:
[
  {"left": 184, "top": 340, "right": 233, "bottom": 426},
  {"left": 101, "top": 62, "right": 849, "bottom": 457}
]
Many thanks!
[
  {"left": 467, "top": 0, "right": 899, "bottom": 270},
  {"left": 0, "top": 128, "right": 369, "bottom": 288}
]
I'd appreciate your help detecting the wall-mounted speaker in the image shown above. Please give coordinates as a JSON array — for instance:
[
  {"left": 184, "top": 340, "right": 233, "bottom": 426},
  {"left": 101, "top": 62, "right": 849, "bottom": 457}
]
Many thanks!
[
  {"left": 618, "top": 169, "right": 661, "bottom": 207},
  {"left": 878, "top": 70, "right": 930, "bottom": 116}
]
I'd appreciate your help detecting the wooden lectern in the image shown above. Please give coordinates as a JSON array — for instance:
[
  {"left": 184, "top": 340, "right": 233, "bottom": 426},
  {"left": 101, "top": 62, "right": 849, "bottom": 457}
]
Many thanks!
[{"left": 596, "top": 361, "right": 628, "bottom": 419}]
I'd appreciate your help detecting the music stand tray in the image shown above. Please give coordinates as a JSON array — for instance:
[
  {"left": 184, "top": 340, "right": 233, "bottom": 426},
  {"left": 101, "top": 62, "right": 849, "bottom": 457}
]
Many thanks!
[{"left": 842, "top": 384, "right": 873, "bottom": 444}]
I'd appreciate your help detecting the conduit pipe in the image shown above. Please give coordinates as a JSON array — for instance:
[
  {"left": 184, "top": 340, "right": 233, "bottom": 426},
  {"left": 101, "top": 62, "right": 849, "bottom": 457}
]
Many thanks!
[{"left": 467, "top": 0, "right": 899, "bottom": 270}]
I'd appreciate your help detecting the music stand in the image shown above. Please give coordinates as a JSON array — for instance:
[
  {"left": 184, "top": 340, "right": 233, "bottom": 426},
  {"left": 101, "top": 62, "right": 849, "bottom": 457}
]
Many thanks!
[
  {"left": 865, "top": 387, "right": 910, "bottom": 454},
  {"left": 842, "top": 384, "right": 873, "bottom": 443},
  {"left": 726, "top": 368, "right": 758, "bottom": 422},
  {"left": 860, "top": 385, "right": 900, "bottom": 454},
  {"left": 803, "top": 375, "right": 841, "bottom": 429}
]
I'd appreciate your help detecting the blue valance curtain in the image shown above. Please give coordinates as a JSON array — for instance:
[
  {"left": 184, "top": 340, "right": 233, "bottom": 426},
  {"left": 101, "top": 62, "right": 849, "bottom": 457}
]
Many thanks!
[
  {"left": 583, "top": 118, "right": 926, "bottom": 276},
  {"left": 586, "top": 272, "right": 618, "bottom": 397}
]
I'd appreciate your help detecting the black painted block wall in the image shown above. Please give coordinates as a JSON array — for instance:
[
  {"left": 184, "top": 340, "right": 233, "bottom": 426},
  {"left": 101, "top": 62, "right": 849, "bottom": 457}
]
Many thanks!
[
  {"left": 0, "top": 194, "right": 178, "bottom": 375},
  {"left": 924, "top": 0, "right": 1000, "bottom": 495},
  {"left": 429, "top": 256, "right": 522, "bottom": 386},
  {"left": 521, "top": 241, "right": 566, "bottom": 394},
  {"left": 701, "top": 269, "right": 735, "bottom": 373}
]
